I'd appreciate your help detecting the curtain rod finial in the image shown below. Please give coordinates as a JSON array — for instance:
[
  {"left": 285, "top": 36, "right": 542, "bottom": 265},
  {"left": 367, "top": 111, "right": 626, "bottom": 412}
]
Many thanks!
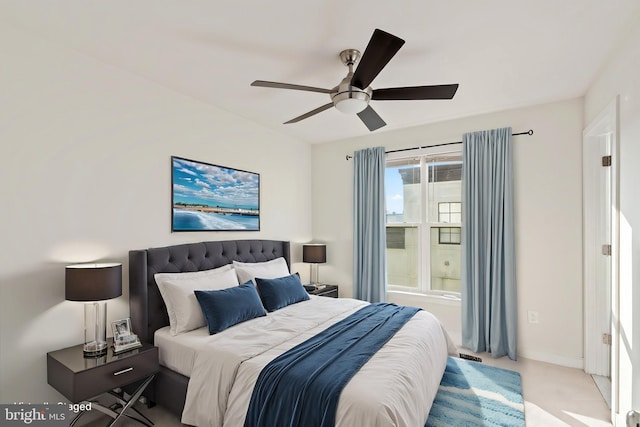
[{"left": 346, "top": 155, "right": 353, "bottom": 160}]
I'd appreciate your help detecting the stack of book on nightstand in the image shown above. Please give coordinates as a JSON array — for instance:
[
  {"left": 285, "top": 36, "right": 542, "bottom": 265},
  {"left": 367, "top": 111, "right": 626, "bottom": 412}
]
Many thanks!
[{"left": 112, "top": 334, "right": 142, "bottom": 354}]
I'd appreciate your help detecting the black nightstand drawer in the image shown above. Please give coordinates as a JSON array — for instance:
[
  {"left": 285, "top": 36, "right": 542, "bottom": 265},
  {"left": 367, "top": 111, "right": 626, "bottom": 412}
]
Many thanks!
[
  {"left": 47, "top": 342, "right": 159, "bottom": 402},
  {"left": 308, "top": 285, "right": 338, "bottom": 298}
]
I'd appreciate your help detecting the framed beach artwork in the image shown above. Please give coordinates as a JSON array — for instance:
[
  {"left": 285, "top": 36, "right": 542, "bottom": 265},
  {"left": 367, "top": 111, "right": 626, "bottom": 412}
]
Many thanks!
[{"left": 171, "top": 156, "right": 260, "bottom": 231}]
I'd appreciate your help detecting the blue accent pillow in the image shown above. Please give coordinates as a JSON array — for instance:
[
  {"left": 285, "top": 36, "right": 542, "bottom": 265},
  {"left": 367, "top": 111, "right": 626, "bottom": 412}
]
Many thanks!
[
  {"left": 194, "top": 283, "right": 266, "bottom": 334},
  {"left": 255, "top": 273, "right": 310, "bottom": 312}
]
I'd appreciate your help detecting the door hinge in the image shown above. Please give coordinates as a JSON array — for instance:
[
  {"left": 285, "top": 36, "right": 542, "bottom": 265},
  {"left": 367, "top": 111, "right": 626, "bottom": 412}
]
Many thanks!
[
  {"left": 602, "top": 333, "right": 612, "bottom": 345},
  {"left": 602, "top": 155, "right": 612, "bottom": 167},
  {"left": 602, "top": 244, "right": 612, "bottom": 256}
]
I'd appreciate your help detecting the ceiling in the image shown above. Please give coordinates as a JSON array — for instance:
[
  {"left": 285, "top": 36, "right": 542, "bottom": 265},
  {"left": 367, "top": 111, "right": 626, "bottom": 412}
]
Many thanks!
[{"left": 2, "top": 1, "right": 639, "bottom": 144}]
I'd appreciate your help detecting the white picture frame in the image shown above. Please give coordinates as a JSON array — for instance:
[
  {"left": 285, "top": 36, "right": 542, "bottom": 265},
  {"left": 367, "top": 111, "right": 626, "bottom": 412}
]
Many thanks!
[{"left": 111, "top": 318, "right": 131, "bottom": 341}]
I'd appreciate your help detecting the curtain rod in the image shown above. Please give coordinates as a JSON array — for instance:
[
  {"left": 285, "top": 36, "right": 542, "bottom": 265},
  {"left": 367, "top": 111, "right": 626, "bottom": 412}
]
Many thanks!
[{"left": 345, "top": 129, "right": 534, "bottom": 160}]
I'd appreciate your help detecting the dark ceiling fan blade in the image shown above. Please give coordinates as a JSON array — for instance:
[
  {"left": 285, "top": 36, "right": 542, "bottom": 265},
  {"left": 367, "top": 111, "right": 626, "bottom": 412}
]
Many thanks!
[
  {"left": 284, "top": 103, "right": 334, "bottom": 124},
  {"left": 372, "top": 84, "right": 459, "bottom": 100},
  {"left": 251, "top": 80, "right": 332, "bottom": 94},
  {"left": 351, "top": 29, "right": 405, "bottom": 90},
  {"left": 357, "top": 105, "right": 386, "bottom": 131}
]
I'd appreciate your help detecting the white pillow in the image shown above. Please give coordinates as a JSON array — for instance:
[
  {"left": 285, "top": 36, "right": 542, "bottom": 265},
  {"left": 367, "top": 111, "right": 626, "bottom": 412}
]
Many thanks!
[
  {"left": 233, "top": 257, "right": 290, "bottom": 285},
  {"left": 154, "top": 264, "right": 239, "bottom": 335}
]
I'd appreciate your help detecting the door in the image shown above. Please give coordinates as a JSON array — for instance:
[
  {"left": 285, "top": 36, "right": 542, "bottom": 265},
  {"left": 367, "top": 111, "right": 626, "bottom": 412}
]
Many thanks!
[
  {"left": 583, "top": 98, "right": 620, "bottom": 423},
  {"left": 583, "top": 132, "right": 611, "bottom": 378}
]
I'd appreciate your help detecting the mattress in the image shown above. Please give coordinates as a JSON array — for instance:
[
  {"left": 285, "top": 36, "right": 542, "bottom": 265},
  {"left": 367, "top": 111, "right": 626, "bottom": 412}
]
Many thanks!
[{"left": 154, "top": 325, "right": 209, "bottom": 377}]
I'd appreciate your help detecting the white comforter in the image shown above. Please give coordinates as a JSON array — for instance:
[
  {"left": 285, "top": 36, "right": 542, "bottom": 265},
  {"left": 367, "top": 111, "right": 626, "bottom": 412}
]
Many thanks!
[{"left": 180, "top": 297, "right": 455, "bottom": 427}]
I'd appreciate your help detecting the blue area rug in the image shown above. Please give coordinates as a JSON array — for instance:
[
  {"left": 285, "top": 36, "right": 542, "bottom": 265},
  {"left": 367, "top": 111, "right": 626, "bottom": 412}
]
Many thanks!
[{"left": 426, "top": 357, "right": 525, "bottom": 427}]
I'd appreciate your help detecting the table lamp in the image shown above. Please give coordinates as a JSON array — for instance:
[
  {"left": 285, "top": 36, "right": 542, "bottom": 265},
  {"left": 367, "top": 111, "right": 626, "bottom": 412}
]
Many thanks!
[
  {"left": 303, "top": 244, "right": 326, "bottom": 287},
  {"left": 65, "top": 263, "right": 122, "bottom": 357}
]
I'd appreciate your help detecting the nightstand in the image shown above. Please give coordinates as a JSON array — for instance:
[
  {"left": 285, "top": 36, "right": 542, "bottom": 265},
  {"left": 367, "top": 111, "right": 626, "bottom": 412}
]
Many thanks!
[
  {"left": 307, "top": 284, "right": 339, "bottom": 298},
  {"left": 47, "top": 340, "right": 158, "bottom": 427}
]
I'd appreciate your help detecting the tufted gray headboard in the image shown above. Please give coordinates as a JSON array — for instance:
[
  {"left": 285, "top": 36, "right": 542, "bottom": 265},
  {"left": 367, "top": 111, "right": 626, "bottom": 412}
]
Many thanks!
[{"left": 129, "top": 239, "right": 290, "bottom": 344}]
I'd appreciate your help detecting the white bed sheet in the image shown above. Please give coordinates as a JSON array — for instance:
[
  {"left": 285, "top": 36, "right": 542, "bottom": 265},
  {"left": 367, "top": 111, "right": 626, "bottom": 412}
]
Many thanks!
[
  {"left": 154, "top": 325, "right": 210, "bottom": 377},
  {"left": 162, "top": 296, "right": 455, "bottom": 427}
]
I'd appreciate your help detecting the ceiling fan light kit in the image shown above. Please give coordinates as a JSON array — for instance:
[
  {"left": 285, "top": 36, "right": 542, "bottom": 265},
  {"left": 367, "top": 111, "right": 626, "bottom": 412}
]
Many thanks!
[
  {"left": 332, "top": 79, "right": 371, "bottom": 115},
  {"left": 334, "top": 95, "right": 369, "bottom": 114},
  {"left": 251, "top": 29, "right": 459, "bottom": 132}
]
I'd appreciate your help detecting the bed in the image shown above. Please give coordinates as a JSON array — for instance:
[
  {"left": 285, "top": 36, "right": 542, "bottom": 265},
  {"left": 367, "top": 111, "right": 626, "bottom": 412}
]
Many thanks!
[{"left": 129, "top": 239, "right": 454, "bottom": 427}]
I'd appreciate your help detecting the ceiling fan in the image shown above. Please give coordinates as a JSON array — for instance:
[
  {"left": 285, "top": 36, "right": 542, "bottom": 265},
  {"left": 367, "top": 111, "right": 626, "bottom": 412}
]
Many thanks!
[{"left": 251, "top": 28, "right": 459, "bottom": 132}]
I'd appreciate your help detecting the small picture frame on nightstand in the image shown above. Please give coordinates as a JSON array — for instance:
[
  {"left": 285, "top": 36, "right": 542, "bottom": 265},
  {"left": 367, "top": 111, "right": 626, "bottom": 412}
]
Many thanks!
[
  {"left": 112, "top": 318, "right": 132, "bottom": 341},
  {"left": 111, "top": 318, "right": 142, "bottom": 353}
]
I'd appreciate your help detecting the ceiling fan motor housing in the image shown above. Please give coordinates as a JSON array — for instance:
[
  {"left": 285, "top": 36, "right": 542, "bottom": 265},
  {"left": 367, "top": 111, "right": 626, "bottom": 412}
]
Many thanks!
[{"left": 331, "top": 75, "right": 371, "bottom": 113}]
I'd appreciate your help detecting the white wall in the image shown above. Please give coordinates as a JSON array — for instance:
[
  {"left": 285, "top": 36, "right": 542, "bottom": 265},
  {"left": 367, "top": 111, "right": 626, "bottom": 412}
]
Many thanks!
[
  {"left": 311, "top": 98, "right": 584, "bottom": 367},
  {"left": 0, "top": 22, "right": 311, "bottom": 403},
  {"left": 584, "top": 17, "right": 640, "bottom": 419}
]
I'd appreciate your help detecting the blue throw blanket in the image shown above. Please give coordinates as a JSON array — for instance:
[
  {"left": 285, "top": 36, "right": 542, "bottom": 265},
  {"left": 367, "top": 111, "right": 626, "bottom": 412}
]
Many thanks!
[{"left": 244, "top": 302, "right": 420, "bottom": 427}]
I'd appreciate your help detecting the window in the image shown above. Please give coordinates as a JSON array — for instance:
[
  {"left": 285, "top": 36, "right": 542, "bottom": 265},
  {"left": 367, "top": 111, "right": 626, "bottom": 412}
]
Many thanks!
[
  {"left": 437, "top": 227, "right": 461, "bottom": 245},
  {"left": 385, "top": 148, "right": 462, "bottom": 295},
  {"left": 438, "top": 202, "right": 461, "bottom": 223},
  {"left": 386, "top": 227, "right": 406, "bottom": 249}
]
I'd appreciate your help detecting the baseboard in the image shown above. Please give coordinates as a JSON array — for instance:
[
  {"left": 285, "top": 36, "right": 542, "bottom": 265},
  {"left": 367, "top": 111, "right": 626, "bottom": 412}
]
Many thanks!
[{"left": 518, "top": 350, "right": 584, "bottom": 369}]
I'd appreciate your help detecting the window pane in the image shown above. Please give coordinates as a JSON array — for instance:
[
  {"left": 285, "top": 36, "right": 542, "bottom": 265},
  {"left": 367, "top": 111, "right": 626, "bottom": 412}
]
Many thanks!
[
  {"left": 427, "top": 162, "right": 462, "bottom": 223},
  {"left": 450, "top": 227, "right": 461, "bottom": 244},
  {"left": 385, "top": 160, "right": 420, "bottom": 224},
  {"left": 387, "top": 226, "right": 419, "bottom": 288},
  {"left": 430, "top": 227, "right": 461, "bottom": 292},
  {"left": 438, "top": 202, "right": 454, "bottom": 223},
  {"left": 439, "top": 227, "right": 451, "bottom": 243}
]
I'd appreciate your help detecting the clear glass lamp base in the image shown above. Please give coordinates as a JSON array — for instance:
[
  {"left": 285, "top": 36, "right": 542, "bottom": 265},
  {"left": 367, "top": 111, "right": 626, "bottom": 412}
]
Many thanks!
[
  {"left": 83, "top": 340, "right": 108, "bottom": 357},
  {"left": 83, "top": 301, "right": 108, "bottom": 358}
]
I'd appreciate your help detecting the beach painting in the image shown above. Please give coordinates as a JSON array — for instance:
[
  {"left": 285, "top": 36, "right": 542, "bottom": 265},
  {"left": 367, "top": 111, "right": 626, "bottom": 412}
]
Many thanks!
[{"left": 172, "top": 156, "right": 260, "bottom": 231}]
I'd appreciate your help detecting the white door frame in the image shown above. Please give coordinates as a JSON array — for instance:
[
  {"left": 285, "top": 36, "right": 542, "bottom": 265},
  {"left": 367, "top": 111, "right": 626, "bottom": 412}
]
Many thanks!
[{"left": 582, "top": 97, "right": 619, "bottom": 423}]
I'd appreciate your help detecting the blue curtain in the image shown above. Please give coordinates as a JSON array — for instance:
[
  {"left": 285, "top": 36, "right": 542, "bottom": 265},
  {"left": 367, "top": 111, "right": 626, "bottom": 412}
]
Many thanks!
[
  {"left": 461, "top": 127, "right": 517, "bottom": 360},
  {"left": 353, "top": 147, "right": 386, "bottom": 303}
]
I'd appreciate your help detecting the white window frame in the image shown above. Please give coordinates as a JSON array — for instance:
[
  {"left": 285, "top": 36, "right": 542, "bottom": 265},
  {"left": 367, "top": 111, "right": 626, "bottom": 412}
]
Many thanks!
[{"left": 386, "top": 145, "right": 462, "bottom": 297}]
